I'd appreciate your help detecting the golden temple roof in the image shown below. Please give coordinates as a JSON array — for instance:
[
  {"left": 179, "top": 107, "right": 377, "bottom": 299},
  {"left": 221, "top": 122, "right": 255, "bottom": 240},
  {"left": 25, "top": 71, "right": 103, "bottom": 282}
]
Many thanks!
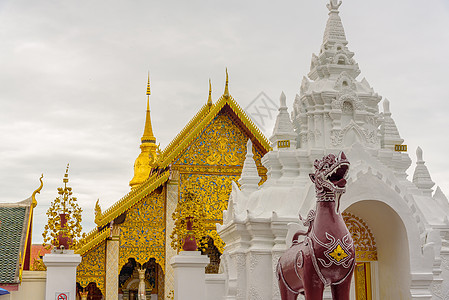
[
  {"left": 158, "top": 71, "right": 270, "bottom": 168},
  {"left": 76, "top": 74, "right": 271, "bottom": 254},
  {"left": 158, "top": 93, "right": 270, "bottom": 168}
]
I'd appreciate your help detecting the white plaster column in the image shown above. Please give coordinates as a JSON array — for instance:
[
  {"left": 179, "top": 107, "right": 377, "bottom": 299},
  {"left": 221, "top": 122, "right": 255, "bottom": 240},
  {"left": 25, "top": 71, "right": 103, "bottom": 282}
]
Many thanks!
[
  {"left": 165, "top": 171, "right": 179, "bottom": 298},
  {"left": 106, "top": 225, "right": 120, "bottom": 300},
  {"left": 314, "top": 113, "right": 324, "bottom": 147},
  {"left": 271, "top": 217, "right": 290, "bottom": 300},
  {"left": 438, "top": 243, "right": 449, "bottom": 299},
  {"left": 231, "top": 251, "right": 247, "bottom": 300},
  {"left": 43, "top": 249, "right": 81, "bottom": 300},
  {"left": 246, "top": 221, "right": 273, "bottom": 300},
  {"left": 170, "top": 251, "right": 210, "bottom": 300}
]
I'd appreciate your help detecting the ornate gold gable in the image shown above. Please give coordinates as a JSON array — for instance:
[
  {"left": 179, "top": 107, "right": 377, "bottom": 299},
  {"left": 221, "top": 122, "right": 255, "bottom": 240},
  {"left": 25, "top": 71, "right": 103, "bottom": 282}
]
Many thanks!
[
  {"left": 173, "top": 112, "right": 267, "bottom": 252},
  {"left": 158, "top": 95, "right": 270, "bottom": 169}
]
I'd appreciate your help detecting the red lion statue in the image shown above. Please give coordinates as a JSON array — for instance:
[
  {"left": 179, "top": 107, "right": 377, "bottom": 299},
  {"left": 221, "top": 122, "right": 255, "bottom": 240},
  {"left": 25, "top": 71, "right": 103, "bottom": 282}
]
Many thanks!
[{"left": 277, "top": 152, "right": 355, "bottom": 299}]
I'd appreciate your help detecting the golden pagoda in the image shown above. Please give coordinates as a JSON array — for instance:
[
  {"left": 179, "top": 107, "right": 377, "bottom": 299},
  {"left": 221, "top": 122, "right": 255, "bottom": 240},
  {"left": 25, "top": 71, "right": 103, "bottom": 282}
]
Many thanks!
[
  {"left": 129, "top": 74, "right": 158, "bottom": 189},
  {"left": 74, "top": 72, "right": 270, "bottom": 299}
]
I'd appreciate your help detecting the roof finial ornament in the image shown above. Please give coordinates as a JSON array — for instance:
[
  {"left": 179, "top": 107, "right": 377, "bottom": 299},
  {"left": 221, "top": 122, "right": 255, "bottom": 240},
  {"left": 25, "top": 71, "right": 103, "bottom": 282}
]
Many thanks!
[
  {"left": 207, "top": 79, "right": 213, "bottom": 106},
  {"left": 224, "top": 68, "right": 230, "bottom": 98},
  {"left": 94, "top": 199, "right": 102, "bottom": 225},
  {"left": 383, "top": 98, "right": 391, "bottom": 114},
  {"left": 280, "top": 91, "right": 287, "bottom": 108},
  {"left": 416, "top": 146, "right": 423, "bottom": 162},
  {"left": 327, "top": 0, "right": 342, "bottom": 11},
  {"left": 31, "top": 174, "right": 44, "bottom": 208}
]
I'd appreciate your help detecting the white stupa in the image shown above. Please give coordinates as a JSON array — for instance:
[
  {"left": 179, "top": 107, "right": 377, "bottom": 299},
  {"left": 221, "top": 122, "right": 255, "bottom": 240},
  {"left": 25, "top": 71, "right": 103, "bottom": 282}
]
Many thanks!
[{"left": 217, "top": 1, "right": 449, "bottom": 299}]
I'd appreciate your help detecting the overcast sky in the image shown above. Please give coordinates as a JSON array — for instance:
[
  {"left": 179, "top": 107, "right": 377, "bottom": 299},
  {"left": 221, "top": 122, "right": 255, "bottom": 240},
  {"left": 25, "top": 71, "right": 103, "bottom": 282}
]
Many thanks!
[{"left": 0, "top": 0, "right": 448, "bottom": 244}]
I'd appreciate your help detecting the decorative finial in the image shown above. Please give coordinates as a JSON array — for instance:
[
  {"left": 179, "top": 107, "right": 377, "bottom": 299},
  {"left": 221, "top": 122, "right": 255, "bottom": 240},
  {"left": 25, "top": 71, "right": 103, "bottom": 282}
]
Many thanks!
[
  {"left": 63, "top": 163, "right": 69, "bottom": 183},
  {"left": 207, "top": 79, "right": 212, "bottom": 106},
  {"left": 224, "top": 68, "right": 229, "bottom": 98},
  {"left": 383, "top": 98, "right": 390, "bottom": 114},
  {"left": 146, "top": 72, "right": 151, "bottom": 96},
  {"left": 416, "top": 146, "right": 423, "bottom": 162},
  {"left": 31, "top": 174, "right": 44, "bottom": 208},
  {"left": 94, "top": 199, "right": 102, "bottom": 225},
  {"left": 246, "top": 139, "right": 253, "bottom": 156},
  {"left": 327, "top": 0, "right": 342, "bottom": 11},
  {"left": 280, "top": 92, "right": 287, "bottom": 108}
]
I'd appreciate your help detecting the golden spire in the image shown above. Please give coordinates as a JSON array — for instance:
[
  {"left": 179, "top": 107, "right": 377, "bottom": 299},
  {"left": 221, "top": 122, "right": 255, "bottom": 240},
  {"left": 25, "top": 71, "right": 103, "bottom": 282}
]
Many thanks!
[
  {"left": 207, "top": 79, "right": 212, "bottom": 106},
  {"left": 142, "top": 73, "right": 156, "bottom": 143},
  {"left": 223, "top": 68, "right": 229, "bottom": 98},
  {"left": 130, "top": 74, "right": 158, "bottom": 188}
]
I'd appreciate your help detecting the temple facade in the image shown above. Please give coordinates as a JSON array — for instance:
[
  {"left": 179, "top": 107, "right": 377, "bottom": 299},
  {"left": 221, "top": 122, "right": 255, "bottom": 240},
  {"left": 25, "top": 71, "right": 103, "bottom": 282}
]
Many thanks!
[
  {"left": 218, "top": 1, "right": 449, "bottom": 299},
  {"left": 74, "top": 74, "right": 271, "bottom": 299}
]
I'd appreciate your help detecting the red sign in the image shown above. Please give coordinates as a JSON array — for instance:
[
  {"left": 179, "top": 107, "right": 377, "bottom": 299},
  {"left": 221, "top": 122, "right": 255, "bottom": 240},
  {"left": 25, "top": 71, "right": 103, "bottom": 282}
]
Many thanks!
[{"left": 57, "top": 293, "right": 68, "bottom": 300}]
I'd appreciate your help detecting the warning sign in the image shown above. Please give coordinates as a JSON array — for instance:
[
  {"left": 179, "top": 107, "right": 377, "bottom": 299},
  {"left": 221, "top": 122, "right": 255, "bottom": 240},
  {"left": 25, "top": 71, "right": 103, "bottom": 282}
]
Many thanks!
[{"left": 55, "top": 292, "right": 69, "bottom": 300}]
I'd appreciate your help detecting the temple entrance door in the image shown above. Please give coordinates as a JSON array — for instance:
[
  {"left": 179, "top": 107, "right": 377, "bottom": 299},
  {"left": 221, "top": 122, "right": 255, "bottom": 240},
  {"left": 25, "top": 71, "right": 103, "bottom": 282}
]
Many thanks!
[
  {"left": 342, "top": 212, "right": 379, "bottom": 300},
  {"left": 354, "top": 262, "right": 372, "bottom": 300},
  {"left": 118, "top": 258, "right": 164, "bottom": 300}
]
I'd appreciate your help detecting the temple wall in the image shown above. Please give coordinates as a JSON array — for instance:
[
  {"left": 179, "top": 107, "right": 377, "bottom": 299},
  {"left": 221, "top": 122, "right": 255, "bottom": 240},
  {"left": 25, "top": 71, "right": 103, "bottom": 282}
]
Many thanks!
[
  {"left": 76, "top": 241, "right": 106, "bottom": 294},
  {"left": 119, "top": 189, "right": 166, "bottom": 270},
  {"left": 1, "top": 271, "right": 46, "bottom": 300}
]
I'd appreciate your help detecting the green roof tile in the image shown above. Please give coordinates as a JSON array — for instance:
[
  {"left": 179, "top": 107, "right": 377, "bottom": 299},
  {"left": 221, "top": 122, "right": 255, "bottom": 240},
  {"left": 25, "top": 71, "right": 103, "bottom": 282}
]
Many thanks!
[{"left": 0, "top": 207, "right": 26, "bottom": 283}]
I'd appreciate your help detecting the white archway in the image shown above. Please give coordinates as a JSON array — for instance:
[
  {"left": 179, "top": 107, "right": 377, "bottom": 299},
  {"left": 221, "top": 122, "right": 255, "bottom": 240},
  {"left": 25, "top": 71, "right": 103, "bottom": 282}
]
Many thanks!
[
  {"left": 341, "top": 169, "right": 435, "bottom": 299},
  {"left": 345, "top": 200, "right": 409, "bottom": 299}
]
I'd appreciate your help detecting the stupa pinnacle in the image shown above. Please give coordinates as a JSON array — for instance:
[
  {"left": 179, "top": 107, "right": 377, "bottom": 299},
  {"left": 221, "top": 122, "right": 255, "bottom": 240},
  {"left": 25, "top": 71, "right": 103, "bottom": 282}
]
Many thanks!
[
  {"left": 130, "top": 74, "right": 158, "bottom": 188},
  {"left": 324, "top": 0, "right": 346, "bottom": 46},
  {"left": 141, "top": 73, "right": 156, "bottom": 143}
]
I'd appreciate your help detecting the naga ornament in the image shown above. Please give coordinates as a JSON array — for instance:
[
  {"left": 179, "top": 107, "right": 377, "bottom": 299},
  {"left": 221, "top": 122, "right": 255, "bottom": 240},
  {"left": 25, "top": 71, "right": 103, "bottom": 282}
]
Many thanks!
[{"left": 277, "top": 152, "right": 355, "bottom": 299}]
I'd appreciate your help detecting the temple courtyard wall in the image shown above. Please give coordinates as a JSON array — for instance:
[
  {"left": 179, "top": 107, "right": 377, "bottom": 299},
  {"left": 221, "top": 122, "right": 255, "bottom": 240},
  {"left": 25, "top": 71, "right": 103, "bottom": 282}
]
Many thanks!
[{"left": 0, "top": 271, "right": 46, "bottom": 300}]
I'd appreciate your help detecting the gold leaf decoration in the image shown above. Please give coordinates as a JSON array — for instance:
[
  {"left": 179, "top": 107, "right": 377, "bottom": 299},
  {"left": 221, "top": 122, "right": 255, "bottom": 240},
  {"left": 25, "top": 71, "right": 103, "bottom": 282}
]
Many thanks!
[
  {"left": 42, "top": 164, "right": 84, "bottom": 249},
  {"left": 170, "top": 191, "right": 208, "bottom": 252},
  {"left": 76, "top": 241, "right": 106, "bottom": 295},
  {"left": 343, "top": 212, "right": 378, "bottom": 261},
  {"left": 119, "top": 188, "right": 166, "bottom": 271}
]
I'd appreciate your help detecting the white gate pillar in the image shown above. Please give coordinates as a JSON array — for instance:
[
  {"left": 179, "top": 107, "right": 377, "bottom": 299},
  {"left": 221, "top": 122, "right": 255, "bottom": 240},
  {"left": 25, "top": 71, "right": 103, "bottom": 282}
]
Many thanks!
[{"left": 170, "top": 251, "right": 209, "bottom": 300}]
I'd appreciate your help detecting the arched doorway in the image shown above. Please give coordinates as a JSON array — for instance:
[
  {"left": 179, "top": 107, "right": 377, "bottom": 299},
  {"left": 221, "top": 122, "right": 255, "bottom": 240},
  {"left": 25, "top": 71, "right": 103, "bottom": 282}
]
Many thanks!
[
  {"left": 118, "top": 257, "right": 164, "bottom": 300},
  {"left": 343, "top": 212, "right": 378, "bottom": 300},
  {"left": 344, "top": 200, "right": 410, "bottom": 299}
]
